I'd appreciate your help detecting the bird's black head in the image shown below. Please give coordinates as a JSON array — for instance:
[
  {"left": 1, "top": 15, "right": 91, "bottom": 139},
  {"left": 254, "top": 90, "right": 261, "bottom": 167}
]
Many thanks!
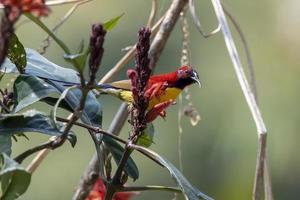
[{"left": 174, "top": 66, "right": 201, "bottom": 89}]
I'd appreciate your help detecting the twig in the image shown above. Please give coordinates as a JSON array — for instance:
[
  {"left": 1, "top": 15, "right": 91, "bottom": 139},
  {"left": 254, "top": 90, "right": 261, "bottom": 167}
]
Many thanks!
[
  {"left": 15, "top": 89, "right": 89, "bottom": 164},
  {"left": 149, "top": 0, "right": 188, "bottom": 69},
  {"left": 147, "top": 0, "right": 158, "bottom": 27},
  {"left": 222, "top": 5, "right": 257, "bottom": 101},
  {"left": 26, "top": 147, "right": 51, "bottom": 173},
  {"left": 211, "top": 0, "right": 267, "bottom": 137},
  {"left": 121, "top": 185, "right": 182, "bottom": 193},
  {"left": 14, "top": 140, "right": 54, "bottom": 164},
  {"left": 188, "top": 0, "right": 220, "bottom": 38},
  {"left": 222, "top": 5, "right": 273, "bottom": 199},
  {"left": 210, "top": 1, "right": 269, "bottom": 200},
  {"left": 56, "top": 117, "right": 127, "bottom": 144},
  {"left": 72, "top": 103, "right": 129, "bottom": 200},
  {"left": 0, "top": 0, "right": 87, "bottom": 8},
  {"left": 25, "top": 22, "right": 106, "bottom": 173}
]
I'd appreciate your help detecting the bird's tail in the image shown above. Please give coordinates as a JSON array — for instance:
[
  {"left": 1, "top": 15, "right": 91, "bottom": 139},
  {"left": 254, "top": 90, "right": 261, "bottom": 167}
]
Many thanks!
[
  {"left": 94, "top": 84, "right": 133, "bottom": 103},
  {"left": 33, "top": 75, "right": 132, "bottom": 103}
]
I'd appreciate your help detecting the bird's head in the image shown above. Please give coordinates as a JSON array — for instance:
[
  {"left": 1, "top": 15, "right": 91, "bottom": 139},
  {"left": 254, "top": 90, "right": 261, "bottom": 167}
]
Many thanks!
[{"left": 175, "top": 65, "right": 201, "bottom": 89}]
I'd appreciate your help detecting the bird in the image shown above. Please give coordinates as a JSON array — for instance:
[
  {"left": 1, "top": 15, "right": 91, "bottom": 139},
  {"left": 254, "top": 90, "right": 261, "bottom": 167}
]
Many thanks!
[
  {"left": 96, "top": 65, "right": 201, "bottom": 121},
  {"left": 39, "top": 65, "right": 200, "bottom": 122}
]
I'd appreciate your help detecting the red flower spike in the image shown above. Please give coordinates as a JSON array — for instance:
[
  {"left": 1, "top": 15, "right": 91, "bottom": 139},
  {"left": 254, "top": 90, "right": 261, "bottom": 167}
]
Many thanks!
[
  {"left": 145, "top": 99, "right": 174, "bottom": 123},
  {"left": 0, "top": 0, "right": 50, "bottom": 21},
  {"left": 86, "top": 178, "right": 138, "bottom": 200},
  {"left": 144, "top": 81, "right": 168, "bottom": 100}
]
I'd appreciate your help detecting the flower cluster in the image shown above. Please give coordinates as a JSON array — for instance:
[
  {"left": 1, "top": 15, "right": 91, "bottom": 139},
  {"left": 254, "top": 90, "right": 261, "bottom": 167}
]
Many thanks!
[
  {"left": 86, "top": 178, "right": 136, "bottom": 200},
  {"left": 0, "top": 0, "right": 50, "bottom": 21},
  {"left": 89, "top": 24, "right": 106, "bottom": 83},
  {"left": 128, "top": 27, "right": 152, "bottom": 138}
]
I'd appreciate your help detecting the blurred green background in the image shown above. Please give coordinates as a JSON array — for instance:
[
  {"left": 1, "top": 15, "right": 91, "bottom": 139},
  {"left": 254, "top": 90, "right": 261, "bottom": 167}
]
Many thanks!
[{"left": 2, "top": 0, "right": 299, "bottom": 199}]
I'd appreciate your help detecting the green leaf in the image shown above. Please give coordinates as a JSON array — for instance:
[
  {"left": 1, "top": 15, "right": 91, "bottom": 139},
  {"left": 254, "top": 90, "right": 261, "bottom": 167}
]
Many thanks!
[
  {"left": 102, "top": 136, "right": 139, "bottom": 180},
  {"left": 13, "top": 75, "right": 58, "bottom": 112},
  {"left": 1, "top": 49, "right": 102, "bottom": 126},
  {"left": 1, "top": 49, "right": 81, "bottom": 84},
  {"left": 67, "top": 132, "right": 77, "bottom": 148},
  {"left": 0, "top": 110, "right": 63, "bottom": 136},
  {"left": 137, "top": 123, "right": 155, "bottom": 147},
  {"left": 133, "top": 145, "right": 213, "bottom": 200},
  {"left": 7, "top": 33, "right": 27, "bottom": 74},
  {"left": 0, "top": 136, "right": 11, "bottom": 156},
  {"left": 42, "top": 97, "right": 73, "bottom": 112},
  {"left": 103, "top": 14, "right": 124, "bottom": 31},
  {"left": 0, "top": 153, "right": 31, "bottom": 200}
]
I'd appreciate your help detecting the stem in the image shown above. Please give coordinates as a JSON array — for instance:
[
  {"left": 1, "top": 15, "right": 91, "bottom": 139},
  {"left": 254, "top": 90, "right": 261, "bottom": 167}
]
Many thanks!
[
  {"left": 121, "top": 185, "right": 182, "bottom": 194},
  {"left": 210, "top": 1, "right": 270, "bottom": 199},
  {"left": 14, "top": 140, "right": 54, "bottom": 164},
  {"left": 26, "top": 148, "right": 51, "bottom": 173},
  {"left": 56, "top": 117, "right": 128, "bottom": 144},
  {"left": 110, "top": 147, "right": 133, "bottom": 185},
  {"left": 72, "top": 103, "right": 129, "bottom": 200},
  {"left": 253, "top": 134, "right": 267, "bottom": 200}
]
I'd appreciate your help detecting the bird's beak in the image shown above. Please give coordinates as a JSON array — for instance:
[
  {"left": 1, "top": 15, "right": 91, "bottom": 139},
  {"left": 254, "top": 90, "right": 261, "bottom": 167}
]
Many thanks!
[{"left": 191, "top": 70, "right": 201, "bottom": 88}]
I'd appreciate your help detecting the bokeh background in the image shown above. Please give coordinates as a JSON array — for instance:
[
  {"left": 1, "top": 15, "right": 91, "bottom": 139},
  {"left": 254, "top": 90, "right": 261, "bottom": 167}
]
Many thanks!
[{"left": 2, "top": 0, "right": 300, "bottom": 199}]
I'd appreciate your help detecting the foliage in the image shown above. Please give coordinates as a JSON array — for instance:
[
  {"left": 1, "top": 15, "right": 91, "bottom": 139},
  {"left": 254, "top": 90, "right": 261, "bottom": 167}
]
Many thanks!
[
  {"left": 0, "top": 153, "right": 31, "bottom": 200},
  {"left": 0, "top": 2, "right": 216, "bottom": 200}
]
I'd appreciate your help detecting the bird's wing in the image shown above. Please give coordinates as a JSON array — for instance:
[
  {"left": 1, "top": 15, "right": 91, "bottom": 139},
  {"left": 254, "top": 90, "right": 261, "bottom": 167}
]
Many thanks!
[{"left": 109, "top": 79, "right": 132, "bottom": 90}]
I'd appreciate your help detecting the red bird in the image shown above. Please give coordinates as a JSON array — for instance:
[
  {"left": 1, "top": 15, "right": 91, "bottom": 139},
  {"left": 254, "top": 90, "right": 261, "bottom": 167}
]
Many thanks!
[{"left": 98, "top": 65, "right": 201, "bottom": 122}]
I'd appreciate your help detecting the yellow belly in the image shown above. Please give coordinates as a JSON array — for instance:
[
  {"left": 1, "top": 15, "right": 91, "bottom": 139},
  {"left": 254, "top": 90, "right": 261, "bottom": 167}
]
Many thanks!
[
  {"left": 119, "top": 87, "right": 181, "bottom": 110},
  {"left": 148, "top": 87, "right": 181, "bottom": 109}
]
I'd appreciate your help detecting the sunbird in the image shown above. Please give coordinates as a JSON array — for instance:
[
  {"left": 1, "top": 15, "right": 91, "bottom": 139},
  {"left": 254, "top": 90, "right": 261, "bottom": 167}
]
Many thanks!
[
  {"left": 96, "top": 65, "right": 201, "bottom": 122},
  {"left": 42, "top": 65, "right": 200, "bottom": 122}
]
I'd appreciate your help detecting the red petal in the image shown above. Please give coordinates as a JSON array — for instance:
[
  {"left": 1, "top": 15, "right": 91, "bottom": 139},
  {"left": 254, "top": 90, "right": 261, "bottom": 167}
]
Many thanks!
[{"left": 146, "top": 100, "right": 173, "bottom": 122}]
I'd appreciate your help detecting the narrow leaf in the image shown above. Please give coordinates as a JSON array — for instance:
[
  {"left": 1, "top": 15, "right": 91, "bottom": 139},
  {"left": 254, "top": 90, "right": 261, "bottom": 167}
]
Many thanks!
[
  {"left": 137, "top": 123, "right": 155, "bottom": 147},
  {"left": 103, "top": 14, "right": 124, "bottom": 31},
  {"left": 102, "top": 136, "right": 139, "bottom": 180},
  {"left": 0, "top": 110, "right": 63, "bottom": 136},
  {"left": 1, "top": 48, "right": 80, "bottom": 84},
  {"left": 13, "top": 75, "right": 58, "bottom": 112},
  {"left": 210, "top": 0, "right": 266, "bottom": 134}
]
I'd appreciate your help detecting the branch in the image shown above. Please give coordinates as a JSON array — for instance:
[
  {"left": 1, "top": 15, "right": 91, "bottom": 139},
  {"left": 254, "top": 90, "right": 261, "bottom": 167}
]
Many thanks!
[
  {"left": 0, "top": 0, "right": 88, "bottom": 8},
  {"left": 56, "top": 117, "right": 127, "bottom": 144},
  {"left": 210, "top": 1, "right": 270, "bottom": 199},
  {"left": 222, "top": 5, "right": 257, "bottom": 102},
  {"left": 149, "top": 0, "right": 188, "bottom": 69},
  {"left": 14, "top": 140, "right": 54, "bottom": 164},
  {"left": 121, "top": 185, "right": 182, "bottom": 194},
  {"left": 147, "top": 0, "right": 158, "bottom": 27}
]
